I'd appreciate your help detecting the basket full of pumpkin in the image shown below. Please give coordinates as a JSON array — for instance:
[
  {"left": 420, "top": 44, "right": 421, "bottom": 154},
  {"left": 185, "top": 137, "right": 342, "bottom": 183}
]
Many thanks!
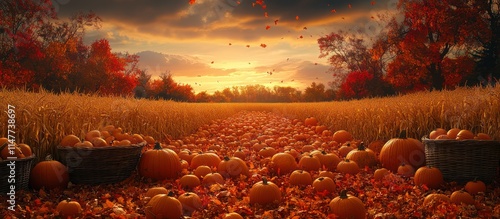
[
  {"left": 422, "top": 128, "right": 500, "bottom": 183},
  {"left": 56, "top": 125, "right": 151, "bottom": 185},
  {"left": 0, "top": 138, "right": 35, "bottom": 193}
]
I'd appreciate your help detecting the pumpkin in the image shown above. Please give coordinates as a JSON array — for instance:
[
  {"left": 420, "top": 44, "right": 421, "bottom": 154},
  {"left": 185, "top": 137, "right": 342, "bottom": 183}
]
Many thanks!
[
  {"left": 332, "top": 130, "right": 353, "bottom": 144},
  {"left": 450, "top": 190, "right": 475, "bottom": 205},
  {"left": 373, "top": 168, "right": 390, "bottom": 181},
  {"left": 304, "top": 117, "right": 318, "bottom": 126},
  {"left": 379, "top": 130, "right": 425, "bottom": 172},
  {"left": 30, "top": 155, "right": 69, "bottom": 190},
  {"left": 270, "top": 152, "right": 298, "bottom": 176},
  {"left": 1, "top": 142, "right": 24, "bottom": 159},
  {"left": 336, "top": 159, "right": 359, "bottom": 175},
  {"left": 315, "top": 125, "right": 328, "bottom": 134},
  {"left": 194, "top": 165, "right": 213, "bottom": 178},
  {"left": 289, "top": 170, "right": 313, "bottom": 186},
  {"left": 249, "top": 177, "right": 282, "bottom": 205},
  {"left": 456, "top": 129, "right": 474, "bottom": 140},
  {"left": 145, "top": 187, "right": 169, "bottom": 198},
  {"left": 311, "top": 150, "right": 341, "bottom": 171},
  {"left": 446, "top": 128, "right": 461, "bottom": 139},
  {"left": 233, "top": 148, "right": 247, "bottom": 160},
  {"left": 179, "top": 174, "right": 201, "bottom": 189},
  {"left": 367, "top": 140, "right": 386, "bottom": 155},
  {"left": 329, "top": 190, "right": 366, "bottom": 219},
  {"left": 202, "top": 173, "right": 225, "bottom": 186},
  {"left": 178, "top": 192, "right": 203, "bottom": 216},
  {"left": 429, "top": 128, "right": 447, "bottom": 139},
  {"left": 138, "top": 142, "right": 182, "bottom": 180},
  {"left": 397, "top": 162, "right": 415, "bottom": 177},
  {"left": 414, "top": 166, "right": 444, "bottom": 189},
  {"left": 318, "top": 170, "right": 336, "bottom": 180},
  {"left": 85, "top": 129, "right": 101, "bottom": 141},
  {"left": 218, "top": 156, "right": 250, "bottom": 178},
  {"left": 258, "top": 147, "right": 277, "bottom": 158},
  {"left": 60, "top": 134, "right": 81, "bottom": 147},
  {"left": 56, "top": 199, "right": 82, "bottom": 218},
  {"left": 346, "top": 142, "right": 378, "bottom": 169},
  {"left": 298, "top": 154, "right": 322, "bottom": 171},
  {"left": 90, "top": 137, "right": 109, "bottom": 147},
  {"left": 145, "top": 192, "right": 182, "bottom": 219},
  {"left": 223, "top": 212, "right": 244, "bottom": 219},
  {"left": 475, "top": 133, "right": 492, "bottom": 140},
  {"left": 190, "top": 152, "right": 221, "bottom": 169},
  {"left": 464, "top": 179, "right": 486, "bottom": 195},
  {"left": 312, "top": 176, "right": 336, "bottom": 193},
  {"left": 423, "top": 193, "right": 450, "bottom": 206},
  {"left": 17, "top": 143, "right": 32, "bottom": 157},
  {"left": 338, "top": 143, "right": 354, "bottom": 157},
  {"left": 74, "top": 140, "right": 93, "bottom": 148}
]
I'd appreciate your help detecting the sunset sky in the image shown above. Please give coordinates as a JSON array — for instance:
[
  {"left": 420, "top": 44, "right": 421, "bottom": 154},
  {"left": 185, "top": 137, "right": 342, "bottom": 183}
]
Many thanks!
[{"left": 55, "top": 0, "right": 397, "bottom": 94}]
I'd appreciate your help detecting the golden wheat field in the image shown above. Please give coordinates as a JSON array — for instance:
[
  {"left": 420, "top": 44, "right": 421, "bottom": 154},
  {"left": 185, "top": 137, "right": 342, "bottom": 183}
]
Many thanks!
[{"left": 0, "top": 85, "right": 499, "bottom": 161}]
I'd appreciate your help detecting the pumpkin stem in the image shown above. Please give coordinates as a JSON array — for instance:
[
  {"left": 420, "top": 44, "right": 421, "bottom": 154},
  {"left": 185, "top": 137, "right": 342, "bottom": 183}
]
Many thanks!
[
  {"left": 153, "top": 142, "right": 162, "bottom": 150},
  {"left": 357, "top": 142, "right": 366, "bottom": 151},
  {"left": 224, "top": 156, "right": 230, "bottom": 161},
  {"left": 398, "top": 130, "right": 407, "bottom": 139},
  {"left": 167, "top": 191, "right": 175, "bottom": 197},
  {"left": 45, "top": 154, "right": 53, "bottom": 161},
  {"left": 262, "top": 176, "right": 268, "bottom": 185},
  {"left": 339, "top": 190, "right": 348, "bottom": 199}
]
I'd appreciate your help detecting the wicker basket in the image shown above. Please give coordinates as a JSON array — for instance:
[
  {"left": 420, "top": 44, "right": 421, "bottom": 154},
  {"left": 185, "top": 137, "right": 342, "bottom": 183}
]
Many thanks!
[
  {"left": 422, "top": 137, "right": 500, "bottom": 183},
  {"left": 0, "top": 154, "right": 36, "bottom": 193},
  {"left": 56, "top": 143, "right": 145, "bottom": 185}
]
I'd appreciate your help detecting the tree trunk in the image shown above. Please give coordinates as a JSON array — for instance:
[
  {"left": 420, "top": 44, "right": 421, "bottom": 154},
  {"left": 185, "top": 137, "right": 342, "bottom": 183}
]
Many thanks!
[{"left": 429, "top": 63, "right": 444, "bottom": 91}]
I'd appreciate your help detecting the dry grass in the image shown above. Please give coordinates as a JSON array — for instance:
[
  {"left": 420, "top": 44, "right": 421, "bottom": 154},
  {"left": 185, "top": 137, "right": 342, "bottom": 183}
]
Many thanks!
[{"left": 1, "top": 85, "right": 499, "bottom": 161}]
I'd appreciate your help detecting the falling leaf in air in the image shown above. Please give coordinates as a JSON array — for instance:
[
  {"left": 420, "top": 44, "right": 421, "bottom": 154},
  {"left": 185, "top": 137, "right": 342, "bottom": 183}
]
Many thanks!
[
  {"left": 264, "top": 12, "right": 268, "bottom": 17},
  {"left": 331, "top": 9, "right": 336, "bottom": 13},
  {"left": 189, "top": 0, "right": 196, "bottom": 5},
  {"left": 303, "top": 27, "right": 307, "bottom": 30},
  {"left": 274, "top": 19, "right": 279, "bottom": 25},
  {"left": 299, "top": 35, "right": 303, "bottom": 39},
  {"left": 211, "top": 61, "right": 214, "bottom": 64},
  {"left": 296, "top": 15, "right": 299, "bottom": 20},
  {"left": 348, "top": 4, "right": 352, "bottom": 8},
  {"left": 371, "top": 1, "right": 376, "bottom": 5},
  {"left": 246, "top": 45, "right": 250, "bottom": 48},
  {"left": 229, "top": 43, "right": 232, "bottom": 45},
  {"left": 260, "top": 43, "right": 267, "bottom": 48},
  {"left": 266, "top": 25, "right": 271, "bottom": 30}
]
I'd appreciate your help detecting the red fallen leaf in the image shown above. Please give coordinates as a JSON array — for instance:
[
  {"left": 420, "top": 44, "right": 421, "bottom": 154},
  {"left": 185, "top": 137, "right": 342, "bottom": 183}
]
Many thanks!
[
  {"left": 34, "top": 198, "right": 42, "bottom": 206},
  {"left": 296, "top": 15, "right": 299, "bottom": 20},
  {"left": 189, "top": 0, "right": 196, "bottom": 5},
  {"left": 104, "top": 199, "right": 114, "bottom": 209},
  {"left": 266, "top": 25, "right": 271, "bottom": 30}
]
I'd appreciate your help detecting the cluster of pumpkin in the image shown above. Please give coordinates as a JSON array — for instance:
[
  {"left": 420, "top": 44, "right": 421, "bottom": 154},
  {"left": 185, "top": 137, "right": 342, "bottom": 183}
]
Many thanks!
[
  {"left": 0, "top": 137, "right": 33, "bottom": 160},
  {"left": 59, "top": 125, "right": 155, "bottom": 148},
  {"left": 428, "top": 128, "right": 492, "bottom": 140}
]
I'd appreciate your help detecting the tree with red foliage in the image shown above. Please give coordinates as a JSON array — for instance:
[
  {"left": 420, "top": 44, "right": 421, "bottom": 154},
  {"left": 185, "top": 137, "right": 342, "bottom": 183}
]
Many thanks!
[
  {"left": 385, "top": 0, "right": 490, "bottom": 91},
  {"left": 339, "top": 71, "right": 374, "bottom": 100}
]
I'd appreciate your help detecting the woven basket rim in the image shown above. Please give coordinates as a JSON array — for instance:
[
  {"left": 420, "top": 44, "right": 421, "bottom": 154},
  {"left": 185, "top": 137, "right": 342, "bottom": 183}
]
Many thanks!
[
  {"left": 422, "top": 136, "right": 500, "bottom": 143},
  {"left": 56, "top": 142, "right": 146, "bottom": 151},
  {"left": 0, "top": 154, "right": 36, "bottom": 163}
]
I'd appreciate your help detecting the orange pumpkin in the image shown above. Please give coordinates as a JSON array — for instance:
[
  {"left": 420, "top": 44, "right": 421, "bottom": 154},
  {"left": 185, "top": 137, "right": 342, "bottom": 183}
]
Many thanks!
[
  {"left": 56, "top": 199, "right": 82, "bottom": 218},
  {"left": 30, "top": 155, "right": 69, "bottom": 190},
  {"left": 423, "top": 193, "right": 450, "bottom": 207},
  {"left": 17, "top": 143, "right": 32, "bottom": 157},
  {"left": 312, "top": 176, "right": 336, "bottom": 193},
  {"left": 179, "top": 174, "right": 201, "bottom": 189},
  {"left": 311, "top": 151, "right": 341, "bottom": 171},
  {"left": 270, "top": 152, "right": 298, "bottom": 176},
  {"left": 336, "top": 159, "right": 359, "bottom": 175},
  {"left": 138, "top": 142, "right": 182, "bottom": 180},
  {"left": 178, "top": 192, "right": 202, "bottom": 216},
  {"left": 464, "top": 179, "right": 486, "bottom": 195},
  {"left": 289, "top": 170, "right": 313, "bottom": 186},
  {"left": 450, "top": 190, "right": 475, "bottom": 205},
  {"left": 373, "top": 168, "right": 390, "bottom": 181},
  {"left": 379, "top": 130, "right": 425, "bottom": 172},
  {"left": 329, "top": 190, "right": 366, "bottom": 219},
  {"left": 194, "top": 165, "right": 213, "bottom": 178},
  {"left": 218, "top": 156, "right": 249, "bottom": 178},
  {"left": 414, "top": 166, "right": 444, "bottom": 189},
  {"left": 60, "top": 134, "right": 81, "bottom": 147},
  {"left": 298, "top": 154, "right": 321, "bottom": 171},
  {"left": 190, "top": 152, "right": 221, "bottom": 169},
  {"left": 332, "top": 130, "right": 353, "bottom": 144},
  {"left": 304, "top": 117, "right": 318, "bottom": 126},
  {"left": 145, "top": 187, "right": 169, "bottom": 198},
  {"left": 397, "top": 162, "right": 415, "bottom": 177},
  {"left": 223, "top": 212, "right": 244, "bottom": 219},
  {"left": 249, "top": 177, "right": 282, "bottom": 205},
  {"left": 346, "top": 142, "right": 378, "bottom": 169},
  {"left": 202, "top": 173, "right": 225, "bottom": 186},
  {"left": 145, "top": 192, "right": 182, "bottom": 219}
]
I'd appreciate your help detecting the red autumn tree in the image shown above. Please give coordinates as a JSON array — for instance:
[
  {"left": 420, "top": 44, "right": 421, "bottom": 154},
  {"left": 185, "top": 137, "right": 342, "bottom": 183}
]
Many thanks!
[
  {"left": 338, "top": 71, "right": 374, "bottom": 100},
  {"left": 385, "top": 0, "right": 490, "bottom": 91}
]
